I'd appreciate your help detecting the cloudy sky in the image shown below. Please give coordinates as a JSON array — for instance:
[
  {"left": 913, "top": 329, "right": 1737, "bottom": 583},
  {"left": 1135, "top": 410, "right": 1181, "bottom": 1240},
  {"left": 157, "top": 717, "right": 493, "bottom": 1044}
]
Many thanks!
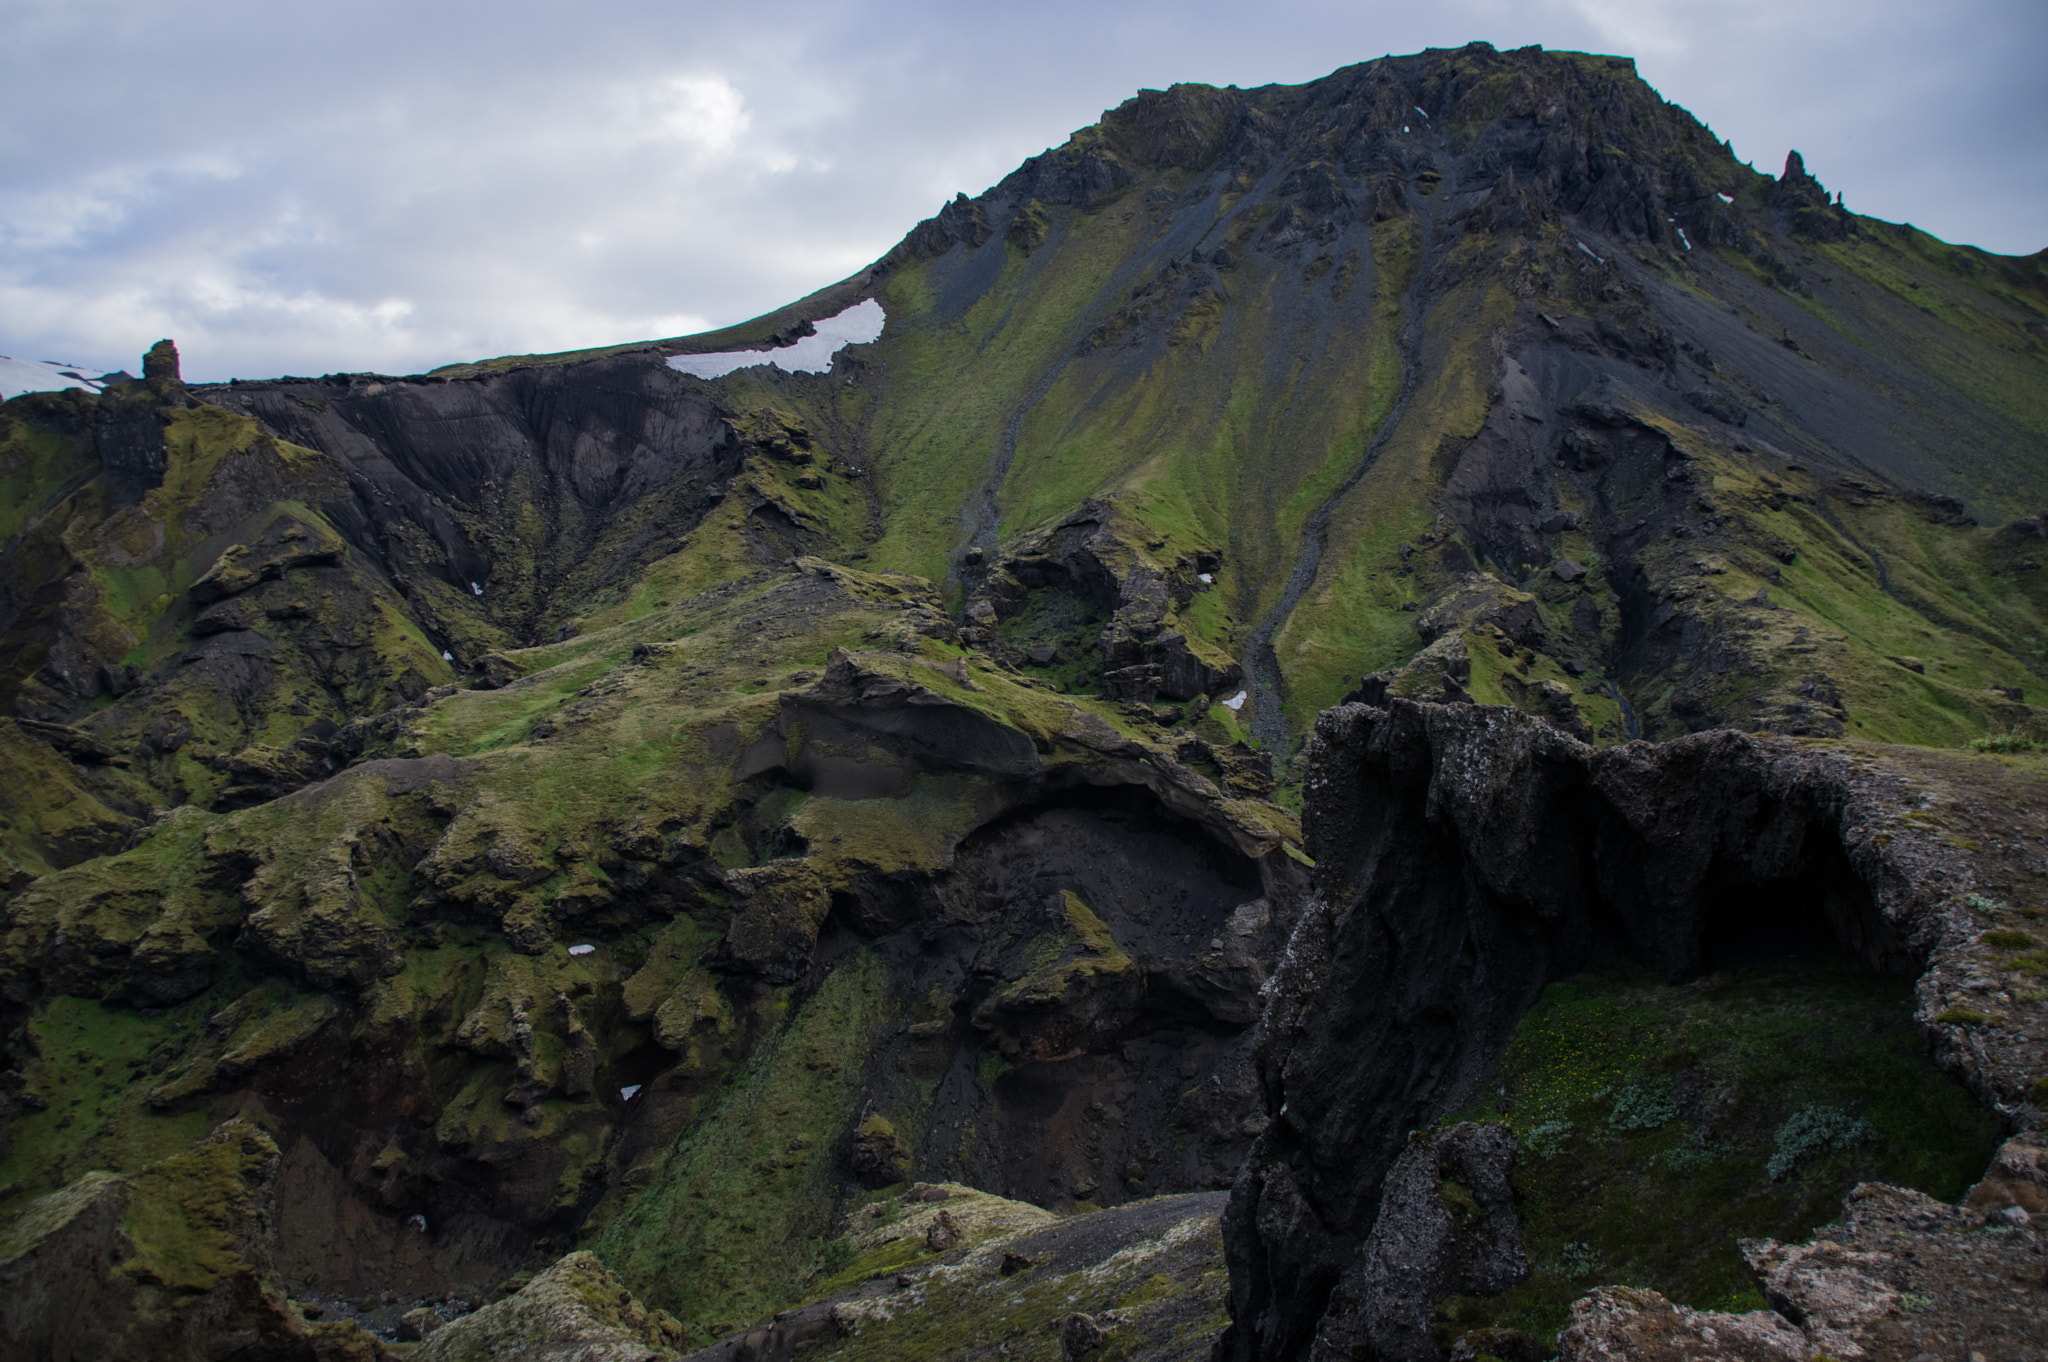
[{"left": 2, "top": 0, "right": 2041, "bottom": 383}]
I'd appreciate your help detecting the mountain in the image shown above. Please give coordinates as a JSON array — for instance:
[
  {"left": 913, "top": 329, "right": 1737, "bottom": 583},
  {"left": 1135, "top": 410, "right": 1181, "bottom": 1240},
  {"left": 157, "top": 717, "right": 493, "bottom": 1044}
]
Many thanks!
[{"left": 1, "top": 40, "right": 2045, "bottom": 1361}]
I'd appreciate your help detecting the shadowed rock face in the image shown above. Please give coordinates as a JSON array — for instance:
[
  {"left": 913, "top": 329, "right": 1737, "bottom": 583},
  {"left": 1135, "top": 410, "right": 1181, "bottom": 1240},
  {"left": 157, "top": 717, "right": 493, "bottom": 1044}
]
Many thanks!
[
  {"left": 216, "top": 353, "right": 742, "bottom": 639},
  {"left": 1308, "top": 1122, "right": 1526, "bottom": 1362},
  {"left": 1215, "top": 699, "right": 1981, "bottom": 1361}
]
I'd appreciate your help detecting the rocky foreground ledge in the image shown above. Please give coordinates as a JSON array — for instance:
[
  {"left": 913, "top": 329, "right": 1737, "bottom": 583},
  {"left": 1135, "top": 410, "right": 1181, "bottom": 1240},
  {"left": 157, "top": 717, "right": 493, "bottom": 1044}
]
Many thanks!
[{"left": 1222, "top": 698, "right": 2048, "bottom": 1361}]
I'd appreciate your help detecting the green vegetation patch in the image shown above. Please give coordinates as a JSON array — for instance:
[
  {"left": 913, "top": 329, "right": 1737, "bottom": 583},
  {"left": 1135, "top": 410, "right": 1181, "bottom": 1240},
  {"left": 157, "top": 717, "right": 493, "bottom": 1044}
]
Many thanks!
[
  {"left": 814, "top": 1200, "right": 1229, "bottom": 1362},
  {"left": 1437, "top": 959, "right": 1999, "bottom": 1346},
  {"left": 0, "top": 989, "right": 227, "bottom": 1216},
  {"left": 592, "top": 948, "right": 898, "bottom": 1340}
]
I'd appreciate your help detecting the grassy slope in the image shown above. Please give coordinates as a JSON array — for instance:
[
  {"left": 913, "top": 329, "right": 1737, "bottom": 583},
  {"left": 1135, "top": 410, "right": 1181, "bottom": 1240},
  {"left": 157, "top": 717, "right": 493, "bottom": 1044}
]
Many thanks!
[{"left": 592, "top": 949, "right": 897, "bottom": 1339}]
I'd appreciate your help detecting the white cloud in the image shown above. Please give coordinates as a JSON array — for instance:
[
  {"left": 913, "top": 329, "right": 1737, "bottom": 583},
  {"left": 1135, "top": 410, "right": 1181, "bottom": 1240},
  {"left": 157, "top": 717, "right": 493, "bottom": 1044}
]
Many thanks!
[
  {"left": 641, "top": 73, "right": 752, "bottom": 153},
  {"left": 0, "top": 0, "right": 2038, "bottom": 381}
]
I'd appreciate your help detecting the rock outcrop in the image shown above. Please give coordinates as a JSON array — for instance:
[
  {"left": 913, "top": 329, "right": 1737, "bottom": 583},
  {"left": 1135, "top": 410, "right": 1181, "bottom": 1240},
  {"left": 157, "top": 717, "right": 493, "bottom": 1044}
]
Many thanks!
[
  {"left": 958, "top": 502, "right": 1244, "bottom": 708},
  {"left": 412, "top": 1251, "right": 683, "bottom": 1361},
  {"left": 1557, "top": 1170, "right": 2048, "bottom": 1359},
  {"left": 1306, "top": 1123, "right": 1525, "bottom": 1362},
  {"left": 1219, "top": 698, "right": 2043, "bottom": 1359},
  {"left": 678, "top": 1185, "right": 1228, "bottom": 1362},
  {"left": 0, "top": 1119, "right": 385, "bottom": 1361}
]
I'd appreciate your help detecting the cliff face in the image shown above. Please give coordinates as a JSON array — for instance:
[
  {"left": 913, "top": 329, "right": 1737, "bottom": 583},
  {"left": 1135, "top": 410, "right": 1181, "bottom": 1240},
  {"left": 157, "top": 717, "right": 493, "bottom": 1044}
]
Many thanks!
[
  {"left": 1219, "top": 698, "right": 2048, "bottom": 1358},
  {"left": 1, "top": 40, "right": 2046, "bottom": 1356}
]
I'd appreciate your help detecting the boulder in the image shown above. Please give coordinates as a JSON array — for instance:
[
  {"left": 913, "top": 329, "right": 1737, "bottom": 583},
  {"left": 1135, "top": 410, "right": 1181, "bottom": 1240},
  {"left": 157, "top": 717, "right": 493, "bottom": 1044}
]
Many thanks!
[
  {"left": 850, "top": 1113, "right": 912, "bottom": 1187},
  {"left": 412, "top": 1251, "right": 682, "bottom": 1362}
]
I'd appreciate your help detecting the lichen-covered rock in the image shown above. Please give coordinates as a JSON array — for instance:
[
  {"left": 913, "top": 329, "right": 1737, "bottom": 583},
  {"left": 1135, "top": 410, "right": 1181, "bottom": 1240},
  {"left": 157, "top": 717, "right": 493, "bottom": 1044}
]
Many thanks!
[
  {"left": 1058, "top": 1310, "right": 1110, "bottom": 1359},
  {"left": 412, "top": 1251, "right": 683, "bottom": 1362},
  {"left": 1555, "top": 1181, "right": 2048, "bottom": 1360},
  {"left": 1556, "top": 1287, "right": 1809, "bottom": 1362},
  {"left": 696, "top": 1190, "right": 1222, "bottom": 1362},
  {"left": 1965, "top": 1133, "right": 2048, "bottom": 1222}
]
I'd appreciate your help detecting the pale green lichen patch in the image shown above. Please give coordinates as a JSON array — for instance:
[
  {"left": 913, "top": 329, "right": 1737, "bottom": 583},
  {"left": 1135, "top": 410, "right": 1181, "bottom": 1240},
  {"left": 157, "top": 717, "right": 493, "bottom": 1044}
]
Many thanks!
[
  {"left": 0, "top": 1169, "right": 121, "bottom": 1265},
  {"left": 413, "top": 1250, "right": 687, "bottom": 1361},
  {"left": 815, "top": 1197, "right": 1230, "bottom": 1362}
]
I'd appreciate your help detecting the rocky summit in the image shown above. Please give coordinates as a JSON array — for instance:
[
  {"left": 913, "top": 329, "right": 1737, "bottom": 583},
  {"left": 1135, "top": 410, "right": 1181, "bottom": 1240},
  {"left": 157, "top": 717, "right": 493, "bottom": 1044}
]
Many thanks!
[{"left": 2, "top": 39, "right": 2046, "bottom": 1362}]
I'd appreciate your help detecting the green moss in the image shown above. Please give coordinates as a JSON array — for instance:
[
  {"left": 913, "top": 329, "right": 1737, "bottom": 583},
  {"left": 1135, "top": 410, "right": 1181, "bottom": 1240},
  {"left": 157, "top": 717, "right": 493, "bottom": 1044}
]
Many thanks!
[
  {"left": 791, "top": 775, "right": 1006, "bottom": 872},
  {"left": 0, "top": 994, "right": 221, "bottom": 1219},
  {"left": 121, "top": 1119, "right": 277, "bottom": 1291},
  {"left": 1061, "top": 891, "right": 1119, "bottom": 955},
  {"left": 1438, "top": 959, "right": 1999, "bottom": 1345},
  {"left": 593, "top": 948, "right": 898, "bottom": 1339}
]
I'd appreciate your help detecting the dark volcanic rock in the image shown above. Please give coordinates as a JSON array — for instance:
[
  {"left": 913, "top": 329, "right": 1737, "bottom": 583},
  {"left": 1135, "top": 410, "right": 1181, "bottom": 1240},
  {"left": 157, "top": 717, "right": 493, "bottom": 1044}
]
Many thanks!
[
  {"left": 1767, "top": 149, "right": 1851, "bottom": 243},
  {"left": 1307, "top": 1122, "right": 1524, "bottom": 1362},
  {"left": 142, "top": 339, "right": 182, "bottom": 384},
  {"left": 1215, "top": 699, "right": 1987, "bottom": 1361}
]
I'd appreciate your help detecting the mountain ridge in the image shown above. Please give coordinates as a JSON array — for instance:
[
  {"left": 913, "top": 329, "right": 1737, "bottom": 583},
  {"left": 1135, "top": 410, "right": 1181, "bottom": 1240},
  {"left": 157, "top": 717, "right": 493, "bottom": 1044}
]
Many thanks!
[{"left": 1, "top": 39, "right": 2046, "bottom": 1360}]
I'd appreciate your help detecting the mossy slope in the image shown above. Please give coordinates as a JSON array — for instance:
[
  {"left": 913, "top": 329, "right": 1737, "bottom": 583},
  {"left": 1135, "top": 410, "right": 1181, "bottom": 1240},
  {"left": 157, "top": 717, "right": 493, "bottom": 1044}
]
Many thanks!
[{"left": 1437, "top": 961, "right": 2000, "bottom": 1344}]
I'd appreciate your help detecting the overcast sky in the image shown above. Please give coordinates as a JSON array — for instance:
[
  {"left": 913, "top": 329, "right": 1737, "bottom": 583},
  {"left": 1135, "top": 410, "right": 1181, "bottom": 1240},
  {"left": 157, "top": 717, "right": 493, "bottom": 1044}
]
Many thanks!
[{"left": 2, "top": 0, "right": 2041, "bottom": 383}]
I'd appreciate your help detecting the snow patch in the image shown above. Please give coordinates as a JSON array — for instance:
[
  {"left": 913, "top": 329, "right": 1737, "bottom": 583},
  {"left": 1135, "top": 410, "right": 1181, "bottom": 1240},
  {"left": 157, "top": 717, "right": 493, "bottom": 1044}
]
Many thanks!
[
  {"left": 667, "top": 298, "right": 885, "bottom": 380},
  {"left": 470, "top": 581, "right": 483, "bottom": 596},
  {"left": 568, "top": 944, "right": 595, "bottom": 957},
  {"left": 441, "top": 649, "right": 454, "bottom": 662},
  {"left": 1717, "top": 192, "right": 1734, "bottom": 204},
  {"left": 1676, "top": 226, "right": 1692, "bottom": 251},
  {"left": 1223, "top": 690, "right": 1247, "bottom": 711},
  {"left": 1196, "top": 572, "right": 1213, "bottom": 584},
  {"left": 0, "top": 355, "right": 115, "bottom": 401},
  {"left": 620, "top": 1085, "right": 641, "bottom": 1101},
  {"left": 1576, "top": 240, "right": 1604, "bottom": 265}
]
